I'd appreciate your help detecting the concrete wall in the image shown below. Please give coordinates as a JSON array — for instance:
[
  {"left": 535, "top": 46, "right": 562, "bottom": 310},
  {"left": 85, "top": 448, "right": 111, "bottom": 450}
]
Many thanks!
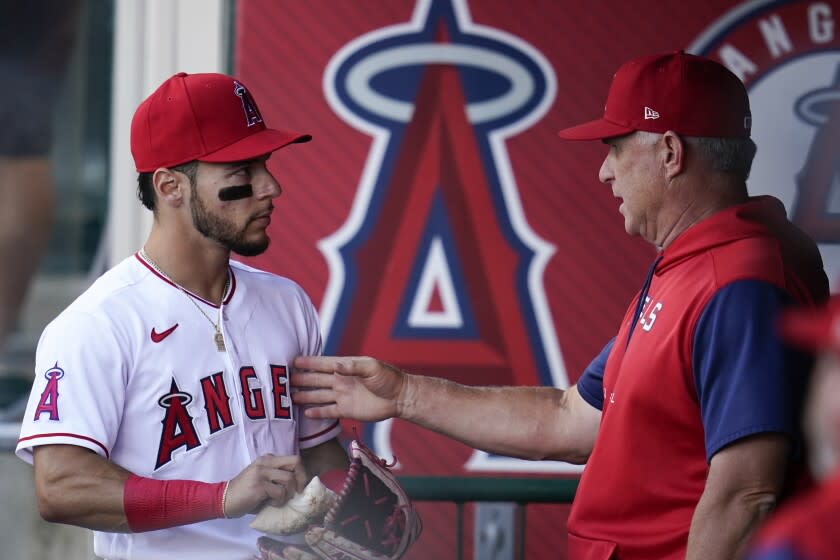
[{"left": 0, "top": 453, "right": 95, "bottom": 560}]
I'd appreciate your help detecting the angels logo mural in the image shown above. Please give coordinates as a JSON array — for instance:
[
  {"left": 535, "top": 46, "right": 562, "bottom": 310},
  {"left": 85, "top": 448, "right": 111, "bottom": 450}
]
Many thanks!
[
  {"left": 690, "top": 0, "right": 840, "bottom": 286},
  {"left": 320, "top": 0, "right": 576, "bottom": 473}
]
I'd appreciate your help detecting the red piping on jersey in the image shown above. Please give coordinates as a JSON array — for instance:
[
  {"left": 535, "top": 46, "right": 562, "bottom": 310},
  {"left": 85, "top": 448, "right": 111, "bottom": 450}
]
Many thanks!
[
  {"left": 300, "top": 420, "right": 340, "bottom": 442},
  {"left": 134, "top": 252, "right": 237, "bottom": 307},
  {"left": 18, "top": 432, "right": 110, "bottom": 458}
]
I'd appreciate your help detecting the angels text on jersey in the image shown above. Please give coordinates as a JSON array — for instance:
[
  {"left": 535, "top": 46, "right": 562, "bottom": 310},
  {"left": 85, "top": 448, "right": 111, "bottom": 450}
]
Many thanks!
[
  {"left": 33, "top": 362, "right": 294, "bottom": 470},
  {"left": 638, "top": 295, "right": 664, "bottom": 332}
]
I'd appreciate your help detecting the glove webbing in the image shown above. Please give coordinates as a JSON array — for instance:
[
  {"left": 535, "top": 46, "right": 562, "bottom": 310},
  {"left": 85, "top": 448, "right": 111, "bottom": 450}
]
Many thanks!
[{"left": 324, "top": 456, "right": 404, "bottom": 556}]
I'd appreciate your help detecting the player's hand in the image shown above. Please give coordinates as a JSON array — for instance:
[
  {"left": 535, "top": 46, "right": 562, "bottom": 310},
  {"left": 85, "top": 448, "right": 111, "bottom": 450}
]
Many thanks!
[
  {"left": 291, "top": 356, "right": 407, "bottom": 422},
  {"left": 223, "top": 454, "right": 309, "bottom": 518}
]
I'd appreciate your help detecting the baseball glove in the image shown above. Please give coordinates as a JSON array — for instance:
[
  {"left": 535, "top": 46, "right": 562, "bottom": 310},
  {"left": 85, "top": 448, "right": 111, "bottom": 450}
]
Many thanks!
[{"left": 254, "top": 440, "right": 422, "bottom": 560}]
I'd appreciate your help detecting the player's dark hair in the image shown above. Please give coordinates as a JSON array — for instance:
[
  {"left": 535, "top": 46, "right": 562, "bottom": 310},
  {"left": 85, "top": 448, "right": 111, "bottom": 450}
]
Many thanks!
[{"left": 137, "top": 161, "right": 199, "bottom": 211}]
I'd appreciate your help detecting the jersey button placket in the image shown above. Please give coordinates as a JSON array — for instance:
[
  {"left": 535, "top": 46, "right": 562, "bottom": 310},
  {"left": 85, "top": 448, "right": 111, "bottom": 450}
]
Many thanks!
[{"left": 219, "top": 309, "right": 256, "bottom": 461}]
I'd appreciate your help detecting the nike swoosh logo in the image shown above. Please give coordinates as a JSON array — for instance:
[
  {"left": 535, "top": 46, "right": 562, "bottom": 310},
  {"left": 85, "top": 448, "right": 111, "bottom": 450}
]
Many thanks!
[{"left": 151, "top": 324, "right": 179, "bottom": 343}]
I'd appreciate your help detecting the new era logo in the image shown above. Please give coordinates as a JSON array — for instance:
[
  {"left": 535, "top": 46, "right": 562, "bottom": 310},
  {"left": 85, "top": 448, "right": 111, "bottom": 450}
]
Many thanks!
[{"left": 644, "top": 106, "right": 660, "bottom": 120}]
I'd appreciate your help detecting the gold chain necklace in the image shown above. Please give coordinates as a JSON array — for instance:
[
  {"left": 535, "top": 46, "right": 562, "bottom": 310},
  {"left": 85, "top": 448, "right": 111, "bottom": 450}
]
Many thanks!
[{"left": 140, "top": 248, "right": 229, "bottom": 352}]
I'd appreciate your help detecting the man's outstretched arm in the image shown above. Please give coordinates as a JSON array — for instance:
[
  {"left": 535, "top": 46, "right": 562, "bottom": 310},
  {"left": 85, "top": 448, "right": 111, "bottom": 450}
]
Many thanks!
[{"left": 292, "top": 356, "right": 601, "bottom": 464}]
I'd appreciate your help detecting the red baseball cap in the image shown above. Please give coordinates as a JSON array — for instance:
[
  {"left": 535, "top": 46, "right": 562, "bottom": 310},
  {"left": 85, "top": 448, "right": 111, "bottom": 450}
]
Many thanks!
[
  {"left": 131, "top": 72, "right": 311, "bottom": 172},
  {"left": 780, "top": 296, "right": 840, "bottom": 355},
  {"left": 557, "top": 51, "right": 751, "bottom": 141}
]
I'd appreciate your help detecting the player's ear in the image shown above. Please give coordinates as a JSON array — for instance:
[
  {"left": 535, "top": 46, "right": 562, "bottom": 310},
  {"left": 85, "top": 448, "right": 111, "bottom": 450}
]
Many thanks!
[
  {"left": 152, "top": 167, "right": 185, "bottom": 207},
  {"left": 661, "top": 130, "right": 686, "bottom": 180}
]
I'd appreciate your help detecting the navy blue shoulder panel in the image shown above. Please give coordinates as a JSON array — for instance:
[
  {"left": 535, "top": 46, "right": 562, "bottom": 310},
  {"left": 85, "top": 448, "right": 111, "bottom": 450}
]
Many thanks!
[
  {"left": 693, "top": 280, "right": 810, "bottom": 460},
  {"left": 577, "top": 337, "right": 615, "bottom": 411}
]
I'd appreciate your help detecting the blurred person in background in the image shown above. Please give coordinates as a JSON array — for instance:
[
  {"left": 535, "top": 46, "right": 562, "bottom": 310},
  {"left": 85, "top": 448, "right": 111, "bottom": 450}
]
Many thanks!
[
  {"left": 0, "top": 1, "right": 81, "bottom": 362},
  {"left": 745, "top": 295, "right": 840, "bottom": 560}
]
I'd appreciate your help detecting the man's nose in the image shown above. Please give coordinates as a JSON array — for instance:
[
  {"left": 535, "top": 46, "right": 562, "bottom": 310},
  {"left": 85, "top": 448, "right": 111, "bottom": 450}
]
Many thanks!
[
  {"left": 253, "top": 170, "right": 282, "bottom": 198},
  {"left": 598, "top": 157, "right": 613, "bottom": 184}
]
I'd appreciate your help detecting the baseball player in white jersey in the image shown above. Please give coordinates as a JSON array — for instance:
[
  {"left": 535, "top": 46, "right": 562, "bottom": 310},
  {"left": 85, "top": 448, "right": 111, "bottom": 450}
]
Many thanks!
[{"left": 15, "top": 72, "right": 348, "bottom": 559}]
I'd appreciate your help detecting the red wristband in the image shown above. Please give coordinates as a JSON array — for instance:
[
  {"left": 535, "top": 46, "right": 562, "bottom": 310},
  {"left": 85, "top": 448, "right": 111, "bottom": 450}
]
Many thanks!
[{"left": 123, "top": 474, "right": 227, "bottom": 532}]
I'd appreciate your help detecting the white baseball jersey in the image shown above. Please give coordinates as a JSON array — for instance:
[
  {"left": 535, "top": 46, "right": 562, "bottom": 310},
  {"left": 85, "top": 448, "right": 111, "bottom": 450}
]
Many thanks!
[{"left": 16, "top": 253, "right": 341, "bottom": 560}]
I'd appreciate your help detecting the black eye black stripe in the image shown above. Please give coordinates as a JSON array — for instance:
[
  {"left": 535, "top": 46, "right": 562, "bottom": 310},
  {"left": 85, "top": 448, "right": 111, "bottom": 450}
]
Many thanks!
[{"left": 218, "top": 184, "right": 253, "bottom": 201}]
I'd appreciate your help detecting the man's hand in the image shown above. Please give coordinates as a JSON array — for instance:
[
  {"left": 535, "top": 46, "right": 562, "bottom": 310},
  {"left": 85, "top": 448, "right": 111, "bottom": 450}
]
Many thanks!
[
  {"left": 224, "top": 454, "right": 309, "bottom": 518},
  {"left": 291, "top": 356, "right": 408, "bottom": 422}
]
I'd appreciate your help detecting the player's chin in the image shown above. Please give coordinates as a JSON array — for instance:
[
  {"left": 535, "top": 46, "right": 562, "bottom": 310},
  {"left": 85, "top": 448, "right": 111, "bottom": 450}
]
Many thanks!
[{"left": 230, "top": 235, "right": 270, "bottom": 257}]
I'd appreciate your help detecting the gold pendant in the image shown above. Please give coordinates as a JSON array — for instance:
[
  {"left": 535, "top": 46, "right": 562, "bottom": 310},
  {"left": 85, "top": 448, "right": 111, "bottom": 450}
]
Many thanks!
[{"left": 215, "top": 331, "right": 226, "bottom": 352}]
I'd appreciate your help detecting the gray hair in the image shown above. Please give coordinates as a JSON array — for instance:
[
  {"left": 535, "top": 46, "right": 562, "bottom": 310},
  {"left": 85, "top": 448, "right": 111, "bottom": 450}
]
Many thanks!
[{"left": 634, "top": 131, "right": 757, "bottom": 181}]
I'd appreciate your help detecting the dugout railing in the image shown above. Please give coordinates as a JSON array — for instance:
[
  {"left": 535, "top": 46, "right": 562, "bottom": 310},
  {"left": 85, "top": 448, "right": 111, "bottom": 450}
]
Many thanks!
[
  {"left": 397, "top": 476, "right": 578, "bottom": 560},
  {"left": 0, "top": 429, "right": 581, "bottom": 559}
]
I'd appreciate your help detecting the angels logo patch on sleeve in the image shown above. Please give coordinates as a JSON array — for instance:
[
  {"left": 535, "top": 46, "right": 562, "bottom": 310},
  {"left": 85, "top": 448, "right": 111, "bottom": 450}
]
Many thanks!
[{"left": 33, "top": 364, "right": 65, "bottom": 421}]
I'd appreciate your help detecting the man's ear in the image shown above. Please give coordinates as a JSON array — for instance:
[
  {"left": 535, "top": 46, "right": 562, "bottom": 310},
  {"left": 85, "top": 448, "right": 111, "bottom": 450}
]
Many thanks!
[
  {"left": 152, "top": 167, "right": 186, "bottom": 207},
  {"left": 661, "top": 130, "right": 686, "bottom": 180}
]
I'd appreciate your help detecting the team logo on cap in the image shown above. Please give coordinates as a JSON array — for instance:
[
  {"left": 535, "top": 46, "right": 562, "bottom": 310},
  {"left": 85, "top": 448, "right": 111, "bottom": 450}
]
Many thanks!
[
  {"left": 233, "top": 80, "right": 263, "bottom": 127},
  {"left": 321, "top": 0, "right": 573, "bottom": 473},
  {"left": 690, "top": 0, "right": 840, "bottom": 287}
]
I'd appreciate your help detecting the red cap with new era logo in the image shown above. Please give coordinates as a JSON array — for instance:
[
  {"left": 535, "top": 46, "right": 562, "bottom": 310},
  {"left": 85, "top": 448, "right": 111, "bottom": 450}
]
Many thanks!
[
  {"left": 131, "top": 72, "right": 311, "bottom": 172},
  {"left": 557, "top": 51, "right": 751, "bottom": 140}
]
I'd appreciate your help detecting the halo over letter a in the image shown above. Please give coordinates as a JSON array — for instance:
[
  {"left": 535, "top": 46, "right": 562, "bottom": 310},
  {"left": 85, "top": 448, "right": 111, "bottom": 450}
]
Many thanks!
[{"left": 233, "top": 80, "right": 263, "bottom": 127}]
